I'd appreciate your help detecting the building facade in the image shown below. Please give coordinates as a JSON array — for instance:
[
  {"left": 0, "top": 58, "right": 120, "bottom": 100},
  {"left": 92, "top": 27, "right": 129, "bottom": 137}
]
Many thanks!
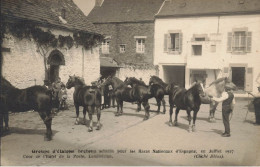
[
  {"left": 154, "top": 0, "right": 260, "bottom": 94},
  {"left": 88, "top": 0, "right": 164, "bottom": 83},
  {"left": 1, "top": 0, "right": 102, "bottom": 99}
]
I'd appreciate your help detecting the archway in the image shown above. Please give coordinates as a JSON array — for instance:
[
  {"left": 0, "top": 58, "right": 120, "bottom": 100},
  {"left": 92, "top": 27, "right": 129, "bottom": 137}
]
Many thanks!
[{"left": 47, "top": 50, "right": 65, "bottom": 83}]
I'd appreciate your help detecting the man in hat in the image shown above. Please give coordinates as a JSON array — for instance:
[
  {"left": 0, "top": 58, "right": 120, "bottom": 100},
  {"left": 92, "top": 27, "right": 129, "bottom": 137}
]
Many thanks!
[
  {"left": 210, "top": 85, "right": 236, "bottom": 137},
  {"left": 248, "top": 86, "right": 260, "bottom": 98}
]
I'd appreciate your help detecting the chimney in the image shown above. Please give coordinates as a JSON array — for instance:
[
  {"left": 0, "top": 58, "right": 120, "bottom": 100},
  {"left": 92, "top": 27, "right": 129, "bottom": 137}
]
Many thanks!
[{"left": 95, "top": 0, "right": 104, "bottom": 7}]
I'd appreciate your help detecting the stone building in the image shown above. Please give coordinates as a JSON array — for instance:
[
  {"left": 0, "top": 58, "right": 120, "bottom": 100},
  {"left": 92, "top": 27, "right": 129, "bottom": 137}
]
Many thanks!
[
  {"left": 88, "top": 0, "right": 164, "bottom": 83},
  {"left": 1, "top": 0, "right": 102, "bottom": 99},
  {"left": 154, "top": 0, "right": 260, "bottom": 95}
]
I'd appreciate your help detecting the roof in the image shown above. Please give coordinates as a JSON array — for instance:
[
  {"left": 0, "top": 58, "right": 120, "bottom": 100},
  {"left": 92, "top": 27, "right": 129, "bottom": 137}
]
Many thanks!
[
  {"left": 156, "top": 0, "right": 260, "bottom": 17},
  {"left": 1, "top": 0, "right": 99, "bottom": 34},
  {"left": 88, "top": 0, "right": 164, "bottom": 23},
  {"left": 100, "top": 57, "right": 121, "bottom": 68}
]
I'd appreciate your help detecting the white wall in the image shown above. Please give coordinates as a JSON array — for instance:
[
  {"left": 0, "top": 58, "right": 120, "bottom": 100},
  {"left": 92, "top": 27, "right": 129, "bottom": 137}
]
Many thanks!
[
  {"left": 154, "top": 14, "right": 260, "bottom": 93},
  {"left": 2, "top": 27, "right": 100, "bottom": 100}
]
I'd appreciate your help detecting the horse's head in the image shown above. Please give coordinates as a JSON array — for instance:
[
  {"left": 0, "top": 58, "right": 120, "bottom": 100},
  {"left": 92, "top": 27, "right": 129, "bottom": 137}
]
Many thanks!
[
  {"left": 102, "top": 76, "right": 113, "bottom": 87},
  {"left": 224, "top": 77, "right": 237, "bottom": 91},
  {"left": 190, "top": 81, "right": 205, "bottom": 97},
  {"left": 149, "top": 76, "right": 159, "bottom": 85},
  {"left": 124, "top": 77, "right": 134, "bottom": 87},
  {"left": 66, "top": 75, "right": 85, "bottom": 89}
]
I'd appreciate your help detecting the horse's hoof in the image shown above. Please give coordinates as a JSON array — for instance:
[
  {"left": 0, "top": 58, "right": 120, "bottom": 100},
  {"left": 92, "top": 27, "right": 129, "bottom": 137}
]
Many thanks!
[
  {"left": 115, "top": 113, "right": 120, "bottom": 116},
  {"left": 174, "top": 121, "right": 178, "bottom": 126},
  {"left": 88, "top": 128, "right": 93, "bottom": 132},
  {"left": 44, "top": 136, "right": 52, "bottom": 141},
  {"left": 169, "top": 122, "right": 174, "bottom": 127},
  {"left": 143, "top": 117, "right": 149, "bottom": 121},
  {"left": 163, "top": 111, "right": 166, "bottom": 114},
  {"left": 96, "top": 126, "right": 101, "bottom": 130},
  {"left": 192, "top": 125, "right": 196, "bottom": 132},
  {"left": 75, "top": 121, "right": 79, "bottom": 125},
  {"left": 4, "top": 127, "right": 10, "bottom": 132}
]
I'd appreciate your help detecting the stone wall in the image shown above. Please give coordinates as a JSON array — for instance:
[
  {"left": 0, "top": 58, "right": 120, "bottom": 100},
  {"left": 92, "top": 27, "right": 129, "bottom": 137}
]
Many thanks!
[{"left": 2, "top": 27, "right": 100, "bottom": 100}]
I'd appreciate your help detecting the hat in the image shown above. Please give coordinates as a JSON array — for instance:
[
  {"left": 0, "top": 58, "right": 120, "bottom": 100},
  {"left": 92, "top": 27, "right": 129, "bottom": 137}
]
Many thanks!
[{"left": 225, "top": 84, "right": 235, "bottom": 91}]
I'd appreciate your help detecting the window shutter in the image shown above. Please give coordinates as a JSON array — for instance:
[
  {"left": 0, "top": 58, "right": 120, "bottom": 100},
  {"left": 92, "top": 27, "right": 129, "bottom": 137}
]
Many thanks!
[
  {"left": 245, "top": 67, "right": 253, "bottom": 91},
  {"left": 227, "top": 32, "right": 232, "bottom": 52},
  {"left": 167, "top": 34, "right": 171, "bottom": 52},
  {"left": 164, "top": 34, "right": 168, "bottom": 52},
  {"left": 179, "top": 33, "right": 183, "bottom": 53},
  {"left": 246, "top": 32, "right": 252, "bottom": 53}
]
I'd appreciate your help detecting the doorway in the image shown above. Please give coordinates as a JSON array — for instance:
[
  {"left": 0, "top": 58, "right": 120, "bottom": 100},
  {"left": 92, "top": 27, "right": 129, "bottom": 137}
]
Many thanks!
[
  {"left": 47, "top": 50, "right": 65, "bottom": 84},
  {"left": 231, "top": 67, "right": 245, "bottom": 90}
]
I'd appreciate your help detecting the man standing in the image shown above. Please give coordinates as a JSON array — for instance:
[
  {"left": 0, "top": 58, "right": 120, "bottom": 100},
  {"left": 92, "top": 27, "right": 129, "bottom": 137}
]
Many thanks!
[
  {"left": 248, "top": 86, "right": 260, "bottom": 125},
  {"left": 211, "top": 85, "right": 235, "bottom": 137}
]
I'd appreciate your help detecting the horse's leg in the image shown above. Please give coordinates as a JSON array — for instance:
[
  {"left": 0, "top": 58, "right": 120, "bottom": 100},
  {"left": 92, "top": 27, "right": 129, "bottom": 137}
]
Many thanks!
[
  {"left": 39, "top": 111, "right": 52, "bottom": 141},
  {"left": 192, "top": 110, "right": 198, "bottom": 132},
  {"left": 87, "top": 106, "right": 93, "bottom": 132},
  {"left": 75, "top": 105, "right": 80, "bottom": 125},
  {"left": 156, "top": 98, "right": 161, "bottom": 114},
  {"left": 136, "top": 102, "right": 141, "bottom": 112},
  {"left": 83, "top": 107, "right": 87, "bottom": 125},
  {"left": 115, "top": 98, "right": 120, "bottom": 116},
  {"left": 169, "top": 104, "right": 174, "bottom": 126},
  {"left": 120, "top": 101, "right": 123, "bottom": 115},
  {"left": 0, "top": 112, "right": 4, "bottom": 136},
  {"left": 162, "top": 98, "right": 166, "bottom": 114},
  {"left": 186, "top": 110, "right": 192, "bottom": 132},
  {"left": 174, "top": 107, "right": 180, "bottom": 126},
  {"left": 142, "top": 100, "right": 150, "bottom": 120},
  {"left": 96, "top": 106, "right": 101, "bottom": 130},
  {"left": 209, "top": 102, "right": 218, "bottom": 122},
  {"left": 3, "top": 111, "right": 9, "bottom": 131}
]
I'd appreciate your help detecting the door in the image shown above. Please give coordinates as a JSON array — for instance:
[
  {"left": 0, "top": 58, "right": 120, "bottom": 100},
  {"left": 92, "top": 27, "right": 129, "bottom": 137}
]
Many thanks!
[
  {"left": 231, "top": 67, "right": 245, "bottom": 90},
  {"left": 50, "top": 65, "right": 59, "bottom": 83}
]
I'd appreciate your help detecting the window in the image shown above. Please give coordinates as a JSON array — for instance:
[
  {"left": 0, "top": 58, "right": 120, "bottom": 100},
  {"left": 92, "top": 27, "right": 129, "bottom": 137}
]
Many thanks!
[
  {"left": 195, "top": 37, "right": 205, "bottom": 41},
  {"left": 119, "top": 45, "right": 126, "bottom": 53},
  {"left": 101, "top": 38, "right": 110, "bottom": 54},
  {"left": 233, "top": 31, "right": 246, "bottom": 52},
  {"left": 170, "top": 33, "right": 180, "bottom": 51},
  {"left": 227, "top": 30, "right": 252, "bottom": 53},
  {"left": 136, "top": 39, "right": 145, "bottom": 53},
  {"left": 211, "top": 45, "right": 216, "bottom": 52},
  {"left": 164, "top": 31, "right": 182, "bottom": 54},
  {"left": 192, "top": 45, "right": 202, "bottom": 56}
]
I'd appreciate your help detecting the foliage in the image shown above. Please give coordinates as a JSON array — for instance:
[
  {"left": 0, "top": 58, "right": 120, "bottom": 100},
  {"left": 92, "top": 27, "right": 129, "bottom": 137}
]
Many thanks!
[{"left": 73, "top": 32, "right": 104, "bottom": 49}]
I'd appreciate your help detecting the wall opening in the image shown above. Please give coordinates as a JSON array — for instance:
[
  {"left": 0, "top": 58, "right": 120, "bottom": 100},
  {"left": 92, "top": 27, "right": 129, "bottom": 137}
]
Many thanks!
[
  {"left": 47, "top": 50, "right": 65, "bottom": 83},
  {"left": 163, "top": 65, "right": 185, "bottom": 87},
  {"left": 231, "top": 67, "right": 245, "bottom": 90}
]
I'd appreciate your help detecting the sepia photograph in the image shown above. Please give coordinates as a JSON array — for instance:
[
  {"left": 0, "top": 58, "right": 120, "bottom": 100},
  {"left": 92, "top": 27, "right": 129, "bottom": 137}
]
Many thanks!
[{"left": 0, "top": 0, "right": 260, "bottom": 166}]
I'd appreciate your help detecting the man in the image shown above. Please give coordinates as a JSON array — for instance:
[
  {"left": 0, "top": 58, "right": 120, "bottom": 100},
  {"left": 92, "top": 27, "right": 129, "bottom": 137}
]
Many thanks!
[
  {"left": 52, "top": 77, "right": 63, "bottom": 98},
  {"left": 211, "top": 85, "right": 235, "bottom": 137},
  {"left": 248, "top": 86, "right": 260, "bottom": 98},
  {"left": 248, "top": 86, "right": 260, "bottom": 125}
]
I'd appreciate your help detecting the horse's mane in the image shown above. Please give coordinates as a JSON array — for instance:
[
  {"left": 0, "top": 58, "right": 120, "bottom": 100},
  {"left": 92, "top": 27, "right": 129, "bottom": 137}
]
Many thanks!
[
  {"left": 150, "top": 76, "right": 164, "bottom": 83},
  {"left": 74, "top": 76, "right": 85, "bottom": 85},
  {"left": 209, "top": 77, "right": 227, "bottom": 86},
  {"left": 129, "top": 77, "right": 147, "bottom": 86}
]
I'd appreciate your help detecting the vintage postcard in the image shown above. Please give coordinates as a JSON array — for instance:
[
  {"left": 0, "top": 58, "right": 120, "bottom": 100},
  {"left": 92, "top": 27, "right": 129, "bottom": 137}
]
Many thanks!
[{"left": 1, "top": 0, "right": 260, "bottom": 166}]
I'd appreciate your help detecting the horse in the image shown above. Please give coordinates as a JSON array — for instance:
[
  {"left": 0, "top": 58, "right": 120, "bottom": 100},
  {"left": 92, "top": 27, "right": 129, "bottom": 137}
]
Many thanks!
[
  {"left": 124, "top": 77, "right": 166, "bottom": 114},
  {"left": 102, "top": 76, "right": 151, "bottom": 120},
  {"left": 200, "top": 77, "right": 237, "bottom": 122},
  {"left": 0, "top": 77, "right": 53, "bottom": 140},
  {"left": 149, "top": 76, "right": 172, "bottom": 95},
  {"left": 168, "top": 81, "right": 205, "bottom": 132},
  {"left": 66, "top": 75, "right": 102, "bottom": 132}
]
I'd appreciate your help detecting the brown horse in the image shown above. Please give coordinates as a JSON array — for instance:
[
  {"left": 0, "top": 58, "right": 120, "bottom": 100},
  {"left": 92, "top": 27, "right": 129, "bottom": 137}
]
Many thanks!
[
  {"left": 125, "top": 77, "right": 166, "bottom": 114},
  {"left": 169, "top": 81, "right": 205, "bottom": 132},
  {"left": 200, "top": 77, "right": 237, "bottom": 122},
  {"left": 0, "top": 77, "right": 53, "bottom": 140},
  {"left": 102, "top": 76, "right": 151, "bottom": 120},
  {"left": 66, "top": 75, "right": 102, "bottom": 132}
]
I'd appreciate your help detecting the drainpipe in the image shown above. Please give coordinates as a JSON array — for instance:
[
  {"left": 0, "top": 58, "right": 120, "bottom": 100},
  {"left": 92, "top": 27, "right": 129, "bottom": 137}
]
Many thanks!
[{"left": 82, "top": 47, "right": 84, "bottom": 78}]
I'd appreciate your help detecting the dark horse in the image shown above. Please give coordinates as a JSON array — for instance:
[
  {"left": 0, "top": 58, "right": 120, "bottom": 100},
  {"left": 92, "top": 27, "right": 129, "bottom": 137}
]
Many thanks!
[
  {"left": 168, "top": 81, "right": 205, "bottom": 132},
  {"left": 0, "top": 77, "right": 53, "bottom": 140},
  {"left": 66, "top": 75, "right": 102, "bottom": 132},
  {"left": 149, "top": 76, "right": 172, "bottom": 95},
  {"left": 102, "top": 76, "right": 151, "bottom": 120},
  {"left": 124, "top": 77, "right": 166, "bottom": 114}
]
